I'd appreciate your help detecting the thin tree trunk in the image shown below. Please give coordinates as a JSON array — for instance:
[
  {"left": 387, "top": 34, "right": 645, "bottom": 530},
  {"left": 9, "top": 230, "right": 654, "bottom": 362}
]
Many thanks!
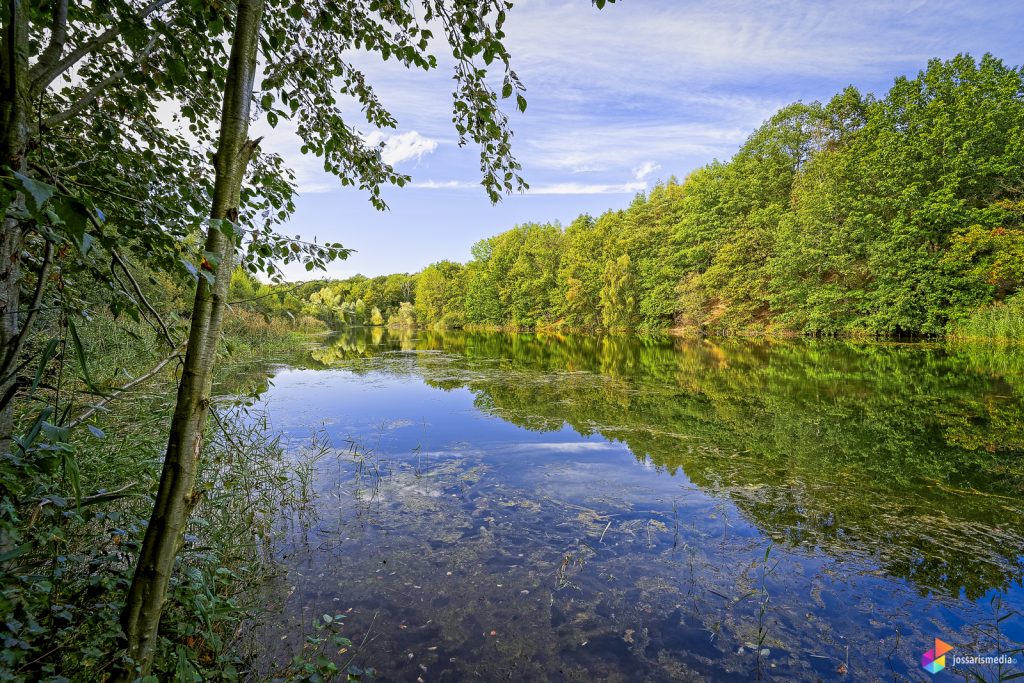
[
  {"left": 117, "top": 0, "right": 265, "bottom": 676},
  {"left": 0, "top": 0, "right": 31, "bottom": 446}
]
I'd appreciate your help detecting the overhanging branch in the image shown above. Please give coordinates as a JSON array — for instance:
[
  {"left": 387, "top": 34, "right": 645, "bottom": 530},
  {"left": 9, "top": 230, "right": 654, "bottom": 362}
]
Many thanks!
[
  {"left": 30, "top": 0, "right": 173, "bottom": 95},
  {"left": 30, "top": 0, "right": 69, "bottom": 88},
  {"left": 65, "top": 345, "right": 183, "bottom": 429},
  {"left": 42, "top": 35, "right": 158, "bottom": 130}
]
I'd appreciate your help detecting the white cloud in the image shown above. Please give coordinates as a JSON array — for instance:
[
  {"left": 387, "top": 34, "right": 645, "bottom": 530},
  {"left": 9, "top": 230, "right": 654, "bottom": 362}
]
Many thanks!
[
  {"left": 527, "top": 181, "right": 647, "bottom": 196},
  {"left": 409, "top": 178, "right": 646, "bottom": 195},
  {"left": 500, "top": 441, "right": 623, "bottom": 453},
  {"left": 525, "top": 121, "right": 748, "bottom": 174},
  {"left": 364, "top": 130, "right": 439, "bottom": 166},
  {"left": 504, "top": 0, "right": 956, "bottom": 98},
  {"left": 410, "top": 179, "right": 478, "bottom": 190},
  {"left": 632, "top": 161, "right": 661, "bottom": 182}
]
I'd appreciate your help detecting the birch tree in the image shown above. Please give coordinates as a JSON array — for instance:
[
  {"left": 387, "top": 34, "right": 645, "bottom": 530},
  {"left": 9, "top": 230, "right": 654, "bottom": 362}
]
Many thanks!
[{"left": 106, "top": 0, "right": 616, "bottom": 677}]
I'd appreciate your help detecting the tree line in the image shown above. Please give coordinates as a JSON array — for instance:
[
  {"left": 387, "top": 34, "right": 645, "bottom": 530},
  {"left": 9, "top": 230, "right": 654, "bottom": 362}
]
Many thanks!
[{"left": 279, "top": 54, "right": 1024, "bottom": 339}]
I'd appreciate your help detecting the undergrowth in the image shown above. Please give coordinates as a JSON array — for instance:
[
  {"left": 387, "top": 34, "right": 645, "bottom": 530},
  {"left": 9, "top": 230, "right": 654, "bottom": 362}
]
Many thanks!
[{"left": 0, "top": 310, "right": 344, "bottom": 681}]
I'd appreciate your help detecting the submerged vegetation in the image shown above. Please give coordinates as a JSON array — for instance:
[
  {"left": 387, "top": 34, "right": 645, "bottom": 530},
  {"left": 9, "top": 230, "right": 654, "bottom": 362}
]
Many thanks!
[
  {"left": 275, "top": 54, "right": 1024, "bottom": 340},
  {"left": 247, "top": 328, "right": 1024, "bottom": 680}
]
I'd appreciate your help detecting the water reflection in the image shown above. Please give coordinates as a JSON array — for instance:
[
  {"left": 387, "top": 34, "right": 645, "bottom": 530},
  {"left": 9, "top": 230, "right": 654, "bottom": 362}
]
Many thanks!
[
  {"left": 251, "top": 328, "right": 1024, "bottom": 681},
  {"left": 308, "top": 328, "right": 1024, "bottom": 600}
]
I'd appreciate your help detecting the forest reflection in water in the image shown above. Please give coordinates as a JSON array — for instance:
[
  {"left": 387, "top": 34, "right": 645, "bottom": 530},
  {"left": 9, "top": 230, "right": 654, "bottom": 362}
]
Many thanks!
[{"left": 248, "top": 328, "right": 1024, "bottom": 681}]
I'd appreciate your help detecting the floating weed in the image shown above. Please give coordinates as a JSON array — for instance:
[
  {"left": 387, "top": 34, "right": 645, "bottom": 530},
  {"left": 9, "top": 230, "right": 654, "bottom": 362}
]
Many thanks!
[{"left": 553, "top": 543, "right": 597, "bottom": 592}]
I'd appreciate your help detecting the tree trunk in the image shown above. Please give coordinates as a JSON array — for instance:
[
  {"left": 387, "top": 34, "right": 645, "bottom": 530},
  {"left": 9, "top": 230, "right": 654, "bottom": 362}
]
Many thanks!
[
  {"left": 117, "top": 0, "right": 265, "bottom": 676},
  {"left": 0, "top": 0, "right": 31, "bottom": 446}
]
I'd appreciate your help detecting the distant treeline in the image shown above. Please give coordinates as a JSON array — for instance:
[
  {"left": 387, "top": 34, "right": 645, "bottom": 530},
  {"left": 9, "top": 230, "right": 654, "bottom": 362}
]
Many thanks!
[{"left": 237, "top": 54, "right": 1024, "bottom": 339}]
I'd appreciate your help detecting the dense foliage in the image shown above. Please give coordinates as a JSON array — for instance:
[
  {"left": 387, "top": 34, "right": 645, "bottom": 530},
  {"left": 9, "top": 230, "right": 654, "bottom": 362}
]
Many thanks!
[{"left": 285, "top": 54, "right": 1024, "bottom": 338}]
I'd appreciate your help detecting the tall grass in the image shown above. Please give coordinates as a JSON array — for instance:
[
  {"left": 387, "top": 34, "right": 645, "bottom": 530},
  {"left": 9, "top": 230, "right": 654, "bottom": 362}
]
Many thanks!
[
  {"left": 0, "top": 307, "right": 330, "bottom": 681},
  {"left": 952, "top": 295, "right": 1024, "bottom": 344}
]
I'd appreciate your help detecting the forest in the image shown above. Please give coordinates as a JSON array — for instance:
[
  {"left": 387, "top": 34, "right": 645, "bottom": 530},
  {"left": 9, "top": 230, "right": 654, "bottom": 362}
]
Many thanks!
[{"left": 251, "top": 54, "right": 1024, "bottom": 341}]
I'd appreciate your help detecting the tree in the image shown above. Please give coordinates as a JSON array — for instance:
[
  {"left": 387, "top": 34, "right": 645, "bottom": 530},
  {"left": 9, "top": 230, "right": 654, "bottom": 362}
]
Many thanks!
[
  {"left": 110, "top": 0, "right": 621, "bottom": 676},
  {"left": 0, "top": 0, "right": 347, "bottom": 447},
  {"left": 464, "top": 237, "right": 503, "bottom": 324},
  {"left": 416, "top": 260, "right": 466, "bottom": 327},
  {"left": 117, "top": 0, "right": 267, "bottom": 674},
  {"left": 216, "top": 52, "right": 1024, "bottom": 342},
  {"left": 391, "top": 301, "right": 418, "bottom": 328},
  {"left": 558, "top": 213, "right": 606, "bottom": 328},
  {"left": 770, "top": 55, "right": 1024, "bottom": 334},
  {"left": 943, "top": 224, "right": 1024, "bottom": 300},
  {"left": 600, "top": 253, "right": 636, "bottom": 330},
  {"left": 0, "top": 0, "right": 220, "bottom": 441},
  {"left": 504, "top": 223, "right": 563, "bottom": 326}
]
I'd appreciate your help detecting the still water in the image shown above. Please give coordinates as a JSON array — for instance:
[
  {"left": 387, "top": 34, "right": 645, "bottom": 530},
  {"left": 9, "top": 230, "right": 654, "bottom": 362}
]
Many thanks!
[{"left": 246, "top": 329, "right": 1024, "bottom": 681}]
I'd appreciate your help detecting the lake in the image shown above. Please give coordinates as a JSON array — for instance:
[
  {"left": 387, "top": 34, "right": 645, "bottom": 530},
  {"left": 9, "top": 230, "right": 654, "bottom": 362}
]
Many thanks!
[{"left": 243, "top": 329, "right": 1024, "bottom": 681}]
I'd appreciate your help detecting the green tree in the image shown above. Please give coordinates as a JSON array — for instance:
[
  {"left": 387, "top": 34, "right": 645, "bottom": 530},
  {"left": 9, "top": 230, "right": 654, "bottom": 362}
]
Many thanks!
[
  {"left": 600, "top": 254, "right": 637, "bottom": 330},
  {"left": 502, "top": 223, "right": 563, "bottom": 326},
  {"left": 391, "top": 301, "right": 418, "bottom": 328},
  {"left": 943, "top": 224, "right": 1024, "bottom": 299},
  {"left": 118, "top": 0, "right": 268, "bottom": 673},
  {"left": 275, "top": 53, "right": 1023, "bottom": 341},
  {"left": 773, "top": 55, "right": 1024, "bottom": 334},
  {"left": 558, "top": 213, "right": 608, "bottom": 328},
  {"left": 416, "top": 261, "right": 467, "bottom": 327}
]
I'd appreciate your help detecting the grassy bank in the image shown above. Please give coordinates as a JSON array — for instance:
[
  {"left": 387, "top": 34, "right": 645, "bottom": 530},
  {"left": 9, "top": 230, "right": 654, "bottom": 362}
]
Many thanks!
[{"left": 0, "top": 310, "right": 333, "bottom": 681}]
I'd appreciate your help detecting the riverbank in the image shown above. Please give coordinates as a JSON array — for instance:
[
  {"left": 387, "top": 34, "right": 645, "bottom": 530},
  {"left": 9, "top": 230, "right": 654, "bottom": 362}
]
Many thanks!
[
  {"left": 0, "top": 310, "right": 332, "bottom": 681},
  {"left": 393, "top": 311, "right": 1024, "bottom": 345}
]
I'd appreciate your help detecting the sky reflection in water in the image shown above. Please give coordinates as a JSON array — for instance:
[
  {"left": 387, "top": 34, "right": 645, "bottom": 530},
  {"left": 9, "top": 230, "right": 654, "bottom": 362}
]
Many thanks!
[{"left": 248, "top": 330, "right": 1024, "bottom": 682}]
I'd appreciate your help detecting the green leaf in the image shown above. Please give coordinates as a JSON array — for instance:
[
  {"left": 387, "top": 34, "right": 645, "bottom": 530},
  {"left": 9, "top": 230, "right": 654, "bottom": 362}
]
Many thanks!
[
  {"left": 211, "top": 217, "right": 235, "bottom": 240},
  {"left": 64, "top": 452, "right": 82, "bottom": 507},
  {"left": 0, "top": 543, "right": 31, "bottom": 562},
  {"left": 52, "top": 195, "right": 94, "bottom": 255},
  {"left": 10, "top": 171, "right": 56, "bottom": 213},
  {"left": 67, "top": 319, "right": 104, "bottom": 396},
  {"left": 167, "top": 58, "right": 188, "bottom": 86},
  {"left": 30, "top": 339, "right": 59, "bottom": 396},
  {"left": 181, "top": 258, "right": 199, "bottom": 280}
]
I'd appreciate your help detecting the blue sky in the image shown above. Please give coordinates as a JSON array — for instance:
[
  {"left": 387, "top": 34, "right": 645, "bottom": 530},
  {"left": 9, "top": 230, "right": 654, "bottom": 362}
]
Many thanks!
[{"left": 253, "top": 0, "right": 1024, "bottom": 280}]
